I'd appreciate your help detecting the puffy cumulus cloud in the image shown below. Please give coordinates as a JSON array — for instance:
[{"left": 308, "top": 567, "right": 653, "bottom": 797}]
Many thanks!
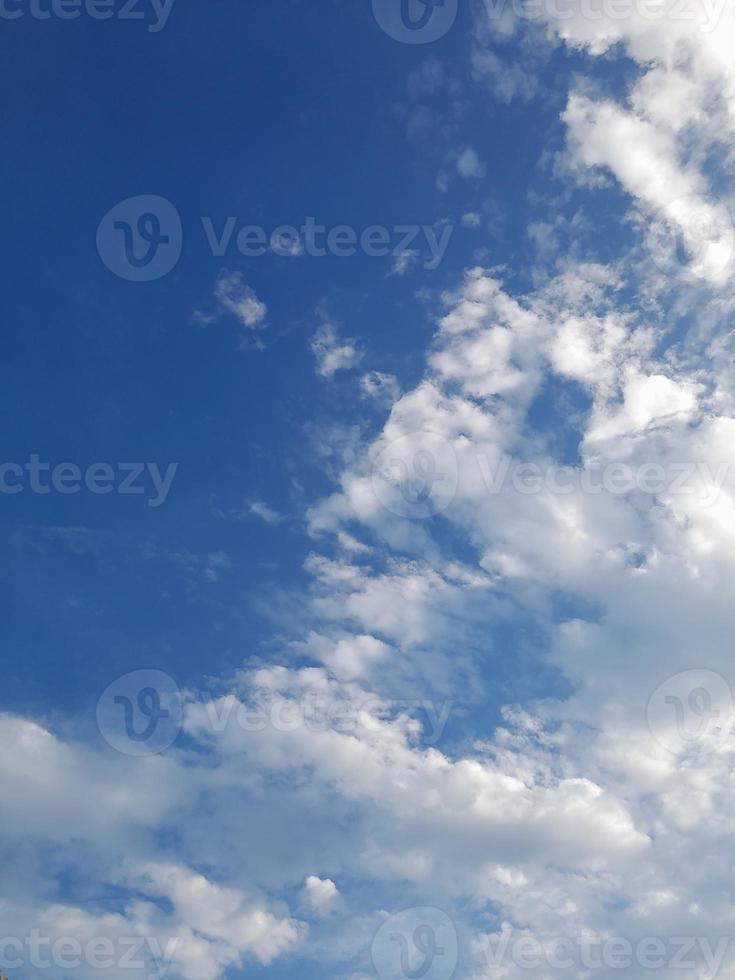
[
  {"left": 429, "top": 271, "right": 548, "bottom": 402},
  {"left": 0, "top": 715, "right": 305, "bottom": 980},
  {"left": 129, "top": 863, "right": 305, "bottom": 974},
  {"left": 0, "top": 899, "right": 179, "bottom": 980},
  {"left": 182, "top": 665, "right": 647, "bottom": 887},
  {"left": 300, "top": 876, "right": 340, "bottom": 916},
  {"left": 299, "top": 631, "right": 393, "bottom": 682},
  {"left": 0, "top": 880, "right": 300, "bottom": 980},
  {"left": 0, "top": 713, "right": 183, "bottom": 843},
  {"left": 279, "top": 253, "right": 735, "bottom": 972},
  {"left": 583, "top": 369, "right": 699, "bottom": 443}
]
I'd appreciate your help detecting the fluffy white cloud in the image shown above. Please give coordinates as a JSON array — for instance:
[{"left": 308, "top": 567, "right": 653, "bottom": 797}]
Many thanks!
[{"left": 300, "top": 876, "right": 340, "bottom": 916}]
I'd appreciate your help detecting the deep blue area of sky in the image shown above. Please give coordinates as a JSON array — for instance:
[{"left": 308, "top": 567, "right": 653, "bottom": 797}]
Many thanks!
[{"left": 0, "top": 0, "right": 604, "bottom": 744}]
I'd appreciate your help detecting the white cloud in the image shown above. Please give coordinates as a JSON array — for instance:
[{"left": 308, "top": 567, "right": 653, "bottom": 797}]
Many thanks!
[
  {"left": 213, "top": 270, "right": 268, "bottom": 329},
  {"left": 300, "top": 876, "right": 340, "bottom": 916},
  {"left": 311, "top": 322, "right": 362, "bottom": 378},
  {"left": 131, "top": 863, "right": 305, "bottom": 971},
  {"left": 360, "top": 370, "right": 401, "bottom": 406},
  {"left": 457, "top": 147, "right": 487, "bottom": 179},
  {"left": 461, "top": 211, "right": 482, "bottom": 228},
  {"left": 248, "top": 500, "right": 283, "bottom": 524}
]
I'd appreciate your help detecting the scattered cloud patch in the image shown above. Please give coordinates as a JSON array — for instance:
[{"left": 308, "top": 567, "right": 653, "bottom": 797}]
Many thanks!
[
  {"left": 311, "top": 321, "right": 362, "bottom": 379},
  {"left": 457, "top": 146, "right": 486, "bottom": 179}
]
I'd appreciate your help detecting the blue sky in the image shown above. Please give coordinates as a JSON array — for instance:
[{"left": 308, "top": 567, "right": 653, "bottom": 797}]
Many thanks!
[
  {"left": 0, "top": 0, "right": 573, "bottom": 716},
  {"left": 3, "top": 1, "right": 735, "bottom": 980}
]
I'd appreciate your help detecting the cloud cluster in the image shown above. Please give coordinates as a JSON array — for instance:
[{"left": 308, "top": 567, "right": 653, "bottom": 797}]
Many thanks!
[{"left": 6, "top": 5, "right": 735, "bottom": 979}]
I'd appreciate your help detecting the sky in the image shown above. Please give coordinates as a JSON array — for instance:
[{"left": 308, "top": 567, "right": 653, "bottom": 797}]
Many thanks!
[{"left": 2, "top": 0, "right": 735, "bottom": 979}]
